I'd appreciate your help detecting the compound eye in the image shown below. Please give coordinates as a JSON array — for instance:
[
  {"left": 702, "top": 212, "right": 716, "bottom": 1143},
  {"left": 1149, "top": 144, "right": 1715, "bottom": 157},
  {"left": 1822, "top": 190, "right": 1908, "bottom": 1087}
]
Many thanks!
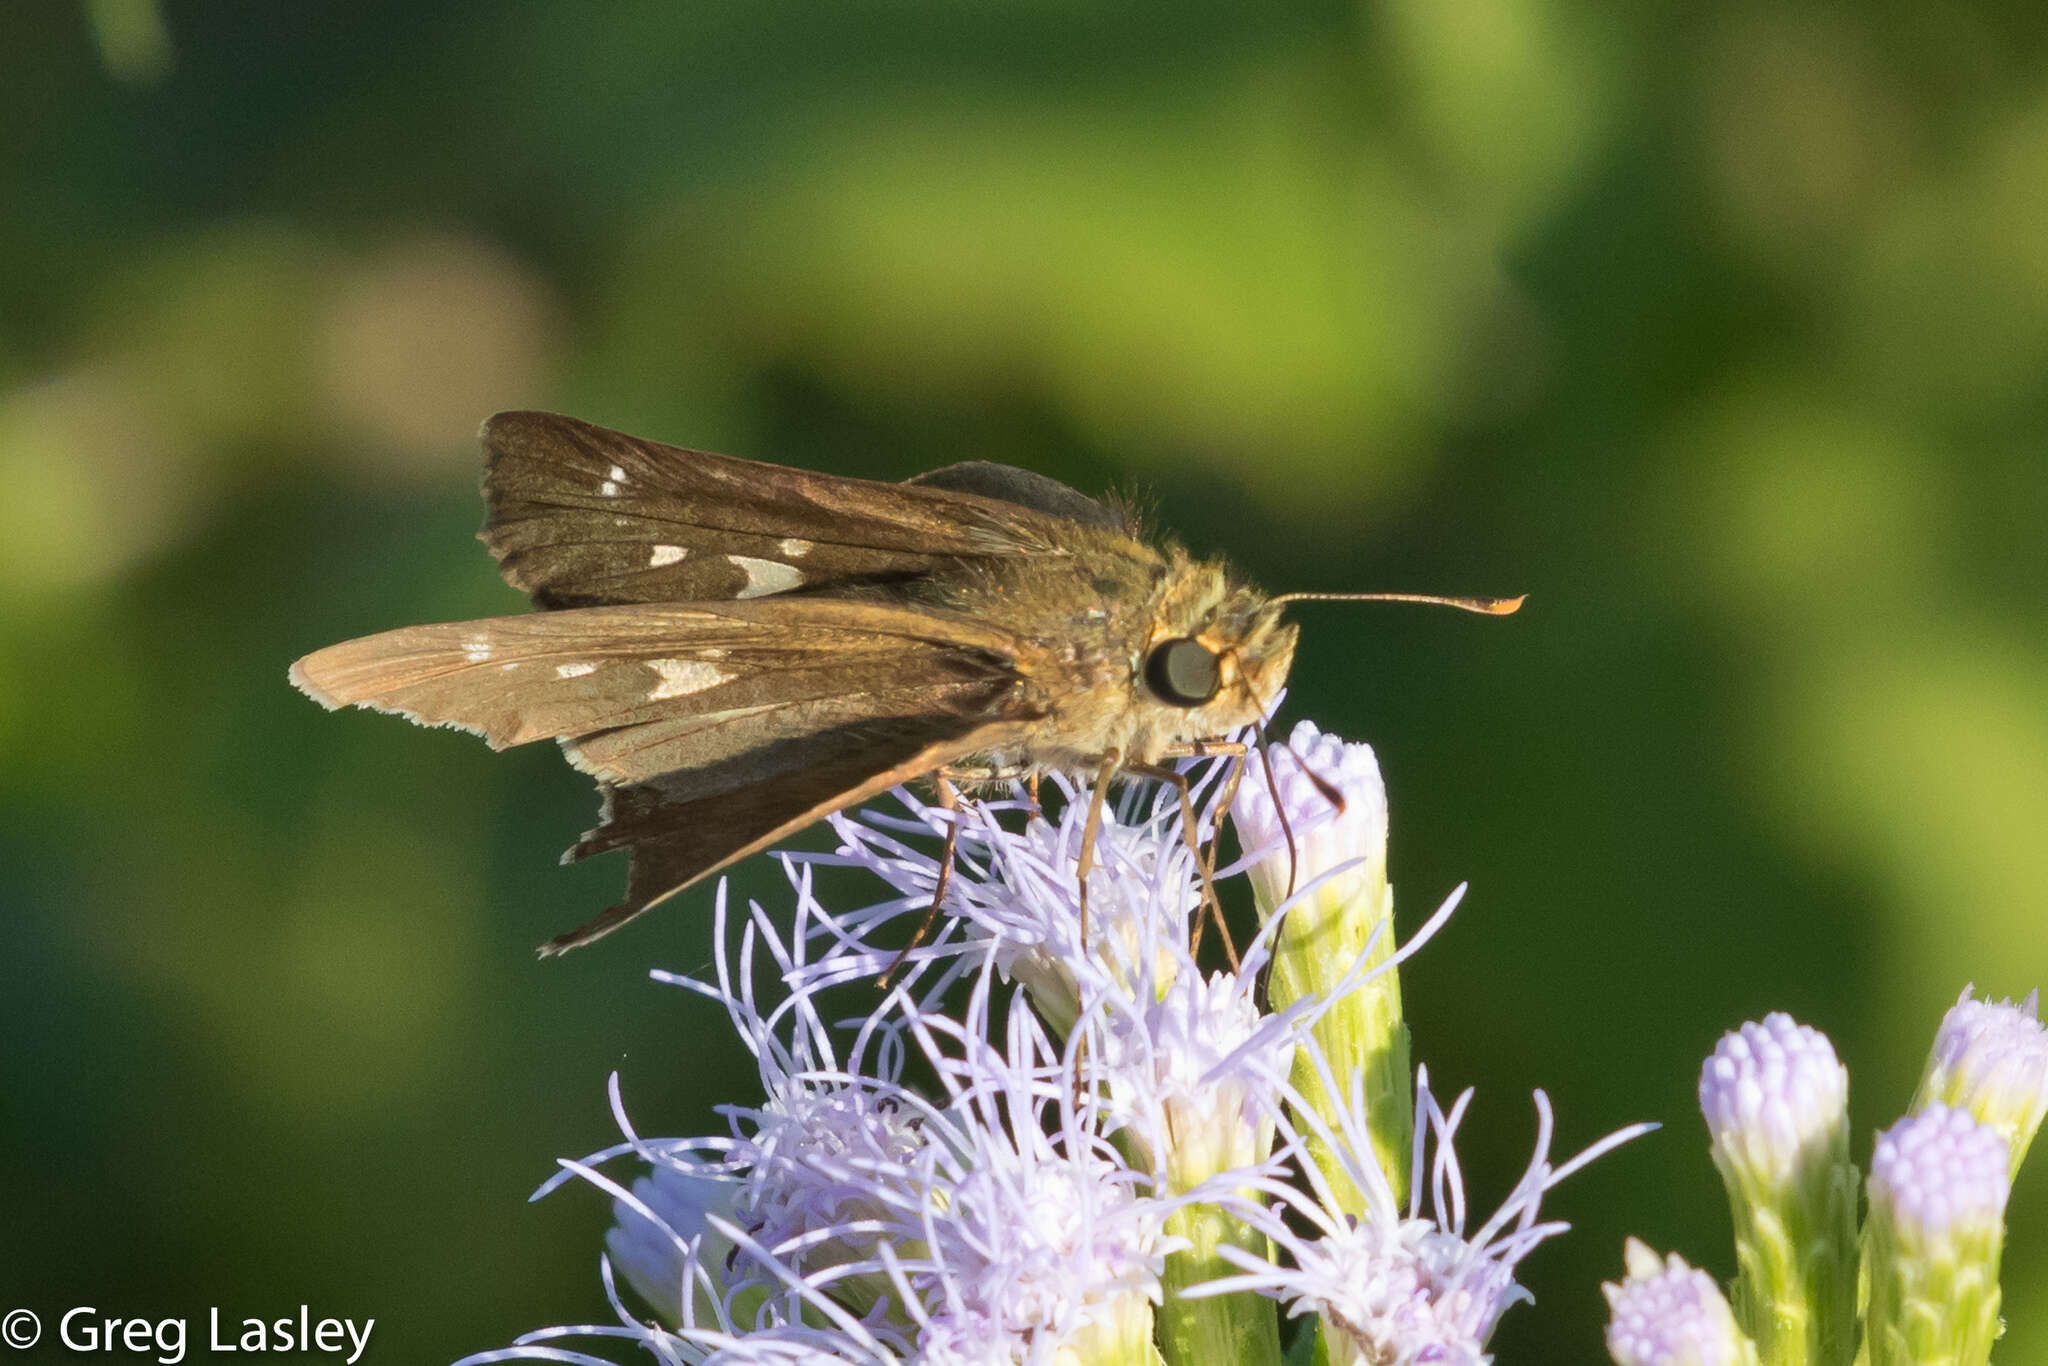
[{"left": 1144, "top": 637, "right": 1221, "bottom": 707}]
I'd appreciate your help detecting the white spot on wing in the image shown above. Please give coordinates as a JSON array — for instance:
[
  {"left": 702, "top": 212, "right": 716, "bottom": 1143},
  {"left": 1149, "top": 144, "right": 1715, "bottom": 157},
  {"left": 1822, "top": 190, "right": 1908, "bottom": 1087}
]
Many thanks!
[
  {"left": 777, "top": 537, "right": 814, "bottom": 558},
  {"left": 727, "top": 554, "right": 803, "bottom": 599},
  {"left": 464, "top": 636, "right": 492, "bottom": 663},
  {"left": 556, "top": 662, "right": 597, "bottom": 679},
  {"left": 647, "top": 658, "right": 733, "bottom": 700},
  {"left": 609, "top": 465, "right": 626, "bottom": 482},
  {"left": 600, "top": 479, "right": 619, "bottom": 497},
  {"left": 649, "top": 544, "right": 687, "bottom": 567}
]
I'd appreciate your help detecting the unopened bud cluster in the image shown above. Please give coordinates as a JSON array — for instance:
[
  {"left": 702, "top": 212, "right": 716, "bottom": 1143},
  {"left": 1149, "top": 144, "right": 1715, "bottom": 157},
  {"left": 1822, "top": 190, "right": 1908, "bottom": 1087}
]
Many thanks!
[
  {"left": 1606, "top": 988, "right": 2048, "bottom": 1366},
  {"left": 1604, "top": 1240, "right": 1758, "bottom": 1366},
  {"left": 1696, "top": 1014, "right": 1857, "bottom": 1366}
]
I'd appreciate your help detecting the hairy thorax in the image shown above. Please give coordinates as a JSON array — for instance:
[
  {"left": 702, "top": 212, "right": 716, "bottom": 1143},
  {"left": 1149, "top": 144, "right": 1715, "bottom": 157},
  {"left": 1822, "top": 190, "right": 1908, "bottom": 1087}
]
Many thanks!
[{"left": 945, "top": 537, "right": 1298, "bottom": 774}]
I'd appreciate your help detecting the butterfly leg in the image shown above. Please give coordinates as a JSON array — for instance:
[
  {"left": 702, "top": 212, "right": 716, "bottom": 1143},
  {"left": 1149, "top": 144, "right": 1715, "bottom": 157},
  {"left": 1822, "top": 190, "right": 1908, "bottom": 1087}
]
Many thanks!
[
  {"left": 1201, "top": 749, "right": 1254, "bottom": 963},
  {"left": 1158, "top": 739, "right": 1254, "bottom": 955},
  {"left": 879, "top": 774, "right": 961, "bottom": 990},
  {"left": 1068, "top": 757, "right": 1121, "bottom": 1108},
  {"left": 1206, "top": 747, "right": 1249, "bottom": 897},
  {"left": 1157, "top": 739, "right": 1250, "bottom": 762},
  {"left": 1156, "top": 740, "right": 1251, "bottom": 893},
  {"left": 1074, "top": 752, "right": 1121, "bottom": 948},
  {"left": 1128, "top": 761, "right": 1240, "bottom": 972}
]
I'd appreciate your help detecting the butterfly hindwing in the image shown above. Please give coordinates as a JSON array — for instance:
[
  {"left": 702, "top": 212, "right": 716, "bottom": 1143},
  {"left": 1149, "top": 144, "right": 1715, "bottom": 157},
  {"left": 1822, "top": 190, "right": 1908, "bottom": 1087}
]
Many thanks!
[{"left": 543, "top": 715, "right": 1031, "bottom": 954}]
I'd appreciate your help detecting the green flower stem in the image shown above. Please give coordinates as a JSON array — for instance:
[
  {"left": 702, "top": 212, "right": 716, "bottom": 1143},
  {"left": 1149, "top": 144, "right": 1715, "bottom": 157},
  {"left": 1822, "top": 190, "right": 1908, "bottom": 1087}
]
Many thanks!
[
  {"left": 1860, "top": 1203, "right": 2003, "bottom": 1366},
  {"left": 1715, "top": 1153, "right": 1860, "bottom": 1366},
  {"left": 1263, "top": 871, "right": 1409, "bottom": 1212},
  {"left": 1157, "top": 1201, "right": 1282, "bottom": 1366}
]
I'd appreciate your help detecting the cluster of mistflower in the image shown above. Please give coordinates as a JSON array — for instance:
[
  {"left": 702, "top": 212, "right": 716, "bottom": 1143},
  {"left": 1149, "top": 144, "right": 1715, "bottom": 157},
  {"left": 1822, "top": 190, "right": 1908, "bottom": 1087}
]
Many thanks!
[
  {"left": 1604, "top": 988, "right": 2048, "bottom": 1366},
  {"left": 456, "top": 720, "right": 1653, "bottom": 1366}
]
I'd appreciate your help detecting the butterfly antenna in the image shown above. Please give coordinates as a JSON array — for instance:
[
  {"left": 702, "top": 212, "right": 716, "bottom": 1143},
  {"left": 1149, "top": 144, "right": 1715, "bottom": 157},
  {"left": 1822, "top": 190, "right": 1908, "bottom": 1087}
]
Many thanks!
[{"left": 1268, "top": 591, "right": 1526, "bottom": 615}]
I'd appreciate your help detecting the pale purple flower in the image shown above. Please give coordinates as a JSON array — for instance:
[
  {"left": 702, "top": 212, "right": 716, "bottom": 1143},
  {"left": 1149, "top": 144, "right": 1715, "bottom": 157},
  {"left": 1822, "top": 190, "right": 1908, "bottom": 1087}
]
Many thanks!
[
  {"left": 607, "top": 1155, "right": 742, "bottom": 1325},
  {"left": 892, "top": 1137, "right": 1172, "bottom": 1364},
  {"left": 1602, "top": 1240, "right": 1756, "bottom": 1366},
  {"left": 1189, "top": 1047, "right": 1653, "bottom": 1366},
  {"left": 1867, "top": 1105, "right": 2010, "bottom": 1248},
  {"left": 1231, "top": 719, "right": 1387, "bottom": 916},
  {"left": 651, "top": 973, "right": 1181, "bottom": 1366},
  {"left": 1862, "top": 1105, "right": 2009, "bottom": 1366},
  {"left": 468, "top": 910, "right": 1184, "bottom": 1366},
  {"left": 1698, "top": 1013, "right": 1849, "bottom": 1193},
  {"left": 458, "top": 725, "right": 1645, "bottom": 1366},
  {"left": 1916, "top": 986, "right": 2048, "bottom": 1175},
  {"left": 1089, "top": 957, "right": 1295, "bottom": 1186},
  {"left": 796, "top": 766, "right": 1233, "bottom": 1034}
]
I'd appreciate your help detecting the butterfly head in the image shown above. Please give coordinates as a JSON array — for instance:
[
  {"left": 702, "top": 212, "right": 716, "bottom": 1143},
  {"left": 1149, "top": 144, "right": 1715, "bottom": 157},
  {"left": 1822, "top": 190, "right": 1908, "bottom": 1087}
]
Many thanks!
[
  {"left": 1133, "top": 564, "right": 1524, "bottom": 756},
  {"left": 1135, "top": 564, "right": 1301, "bottom": 746}
]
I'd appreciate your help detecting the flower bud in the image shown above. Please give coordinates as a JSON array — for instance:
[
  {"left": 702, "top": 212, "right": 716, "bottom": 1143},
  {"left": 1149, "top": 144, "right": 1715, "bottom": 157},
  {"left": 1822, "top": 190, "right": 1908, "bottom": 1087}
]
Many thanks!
[
  {"left": 1862, "top": 1105, "right": 2008, "bottom": 1366},
  {"left": 1232, "top": 722, "right": 1405, "bottom": 1210},
  {"left": 1604, "top": 1239, "right": 1759, "bottom": 1366},
  {"left": 1232, "top": 721, "right": 1388, "bottom": 926},
  {"left": 606, "top": 1158, "right": 740, "bottom": 1326},
  {"left": 1696, "top": 1014, "right": 1858, "bottom": 1366},
  {"left": 1914, "top": 986, "right": 2048, "bottom": 1179}
]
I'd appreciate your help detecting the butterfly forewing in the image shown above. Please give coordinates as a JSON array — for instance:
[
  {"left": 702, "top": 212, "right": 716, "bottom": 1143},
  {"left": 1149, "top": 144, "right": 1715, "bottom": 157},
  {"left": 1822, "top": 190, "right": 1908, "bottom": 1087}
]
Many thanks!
[
  {"left": 291, "top": 591, "right": 1050, "bottom": 950},
  {"left": 290, "top": 599, "right": 1031, "bottom": 783},
  {"left": 481, "top": 411, "right": 1073, "bottom": 609}
]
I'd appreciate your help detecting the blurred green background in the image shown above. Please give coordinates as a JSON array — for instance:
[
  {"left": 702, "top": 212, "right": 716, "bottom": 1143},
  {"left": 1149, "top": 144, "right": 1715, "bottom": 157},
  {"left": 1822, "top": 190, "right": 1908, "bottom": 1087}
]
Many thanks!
[{"left": 4, "top": 1, "right": 2045, "bottom": 1360}]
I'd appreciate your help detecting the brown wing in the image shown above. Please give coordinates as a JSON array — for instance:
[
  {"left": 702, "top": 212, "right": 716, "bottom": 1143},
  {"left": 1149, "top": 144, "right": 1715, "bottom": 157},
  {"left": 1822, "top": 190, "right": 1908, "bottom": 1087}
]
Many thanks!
[
  {"left": 481, "top": 411, "right": 1089, "bottom": 609},
  {"left": 541, "top": 716, "right": 1029, "bottom": 955},
  {"left": 290, "top": 598, "right": 1044, "bottom": 952},
  {"left": 288, "top": 597, "right": 1027, "bottom": 786}
]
